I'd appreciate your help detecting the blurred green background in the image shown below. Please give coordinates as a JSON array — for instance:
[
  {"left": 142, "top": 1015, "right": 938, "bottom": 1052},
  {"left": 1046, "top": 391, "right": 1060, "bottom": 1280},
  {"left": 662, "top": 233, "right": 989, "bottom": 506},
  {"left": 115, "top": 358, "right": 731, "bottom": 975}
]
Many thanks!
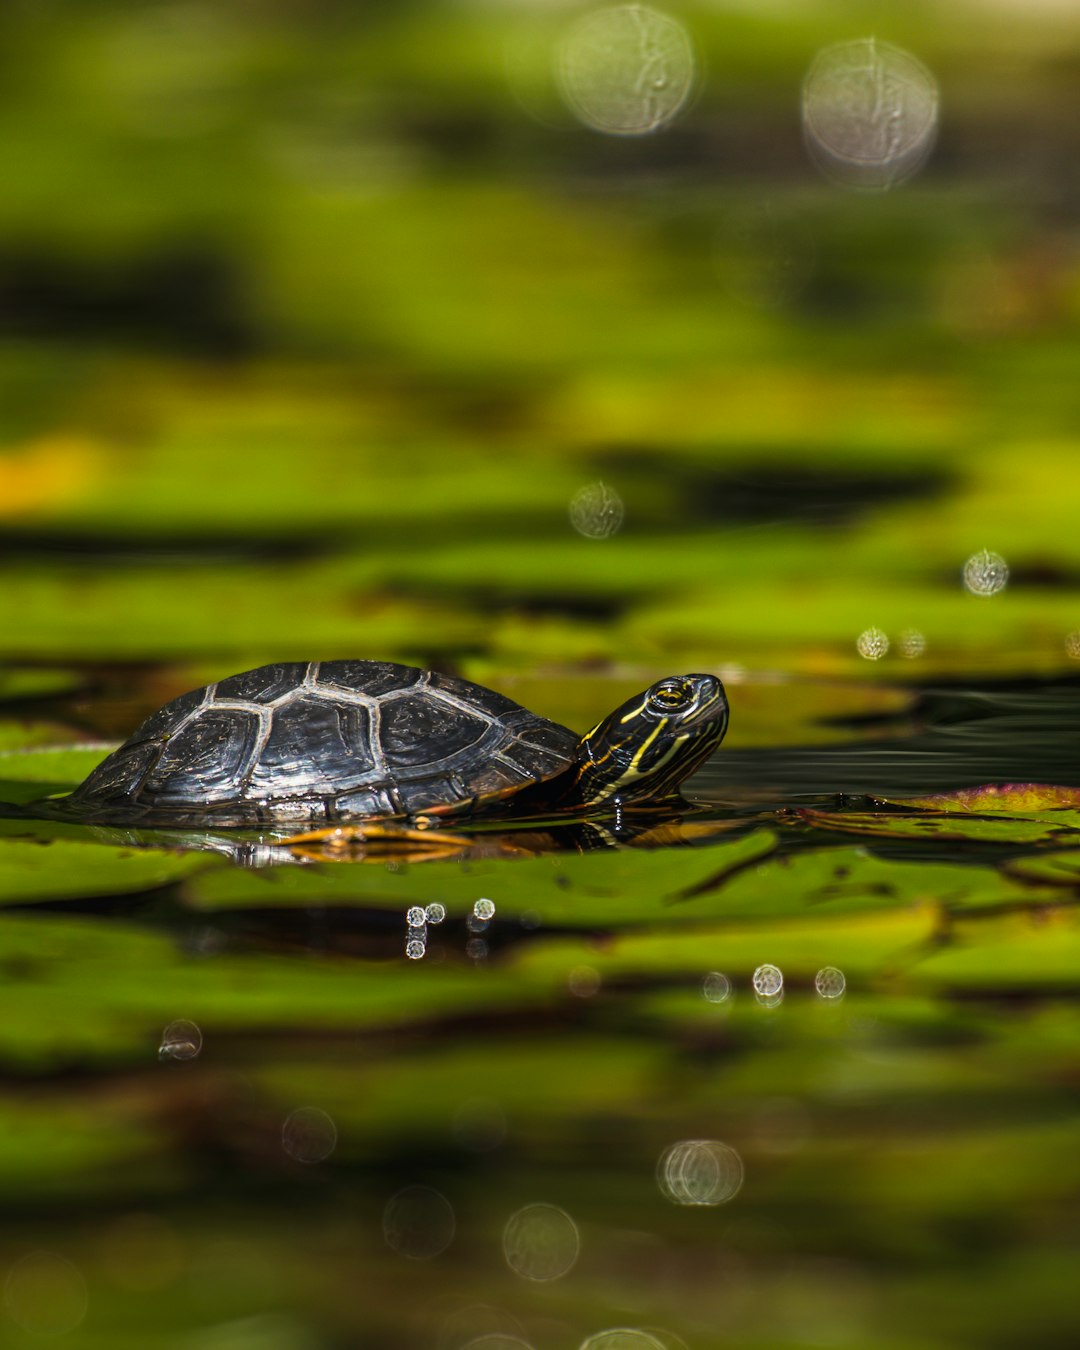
[
  {"left": 5, "top": 3, "right": 1080, "bottom": 1348},
  {"left": 5, "top": 0, "right": 1080, "bottom": 693}
]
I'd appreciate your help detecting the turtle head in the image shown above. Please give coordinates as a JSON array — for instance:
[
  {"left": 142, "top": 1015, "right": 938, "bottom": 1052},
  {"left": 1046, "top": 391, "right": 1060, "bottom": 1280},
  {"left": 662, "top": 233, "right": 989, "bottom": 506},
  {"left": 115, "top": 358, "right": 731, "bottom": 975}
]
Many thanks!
[{"left": 572, "top": 673, "right": 728, "bottom": 808}]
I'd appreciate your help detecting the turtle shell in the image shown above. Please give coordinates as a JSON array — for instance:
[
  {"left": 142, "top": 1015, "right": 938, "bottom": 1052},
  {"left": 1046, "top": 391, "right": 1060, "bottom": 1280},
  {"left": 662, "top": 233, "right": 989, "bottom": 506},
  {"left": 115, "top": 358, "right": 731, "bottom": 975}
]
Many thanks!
[{"left": 67, "top": 660, "right": 580, "bottom": 827}]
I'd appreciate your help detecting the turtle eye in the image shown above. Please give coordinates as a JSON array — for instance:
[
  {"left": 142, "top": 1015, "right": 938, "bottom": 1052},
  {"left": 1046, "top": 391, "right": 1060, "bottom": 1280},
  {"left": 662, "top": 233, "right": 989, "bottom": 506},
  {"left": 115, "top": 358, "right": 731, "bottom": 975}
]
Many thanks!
[{"left": 647, "top": 680, "right": 693, "bottom": 714}]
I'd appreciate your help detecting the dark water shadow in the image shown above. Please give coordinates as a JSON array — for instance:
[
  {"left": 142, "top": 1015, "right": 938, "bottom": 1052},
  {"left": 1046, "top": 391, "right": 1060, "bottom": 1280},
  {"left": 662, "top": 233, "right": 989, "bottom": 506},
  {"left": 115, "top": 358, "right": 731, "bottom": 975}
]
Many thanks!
[{"left": 697, "top": 679, "right": 1080, "bottom": 800}]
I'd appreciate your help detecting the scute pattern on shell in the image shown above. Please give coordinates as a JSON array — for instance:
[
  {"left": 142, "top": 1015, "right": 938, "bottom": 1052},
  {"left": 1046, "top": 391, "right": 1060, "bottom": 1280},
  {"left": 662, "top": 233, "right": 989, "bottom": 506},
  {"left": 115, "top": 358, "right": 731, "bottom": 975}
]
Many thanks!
[{"left": 68, "top": 660, "right": 580, "bottom": 826}]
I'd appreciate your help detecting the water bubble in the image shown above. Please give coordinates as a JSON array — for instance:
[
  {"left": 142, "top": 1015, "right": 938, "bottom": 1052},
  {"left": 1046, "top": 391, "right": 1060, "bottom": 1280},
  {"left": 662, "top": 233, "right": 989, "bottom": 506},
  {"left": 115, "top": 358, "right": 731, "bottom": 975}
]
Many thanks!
[
  {"left": 702, "top": 971, "right": 732, "bottom": 1004},
  {"left": 657, "top": 1139, "right": 744, "bottom": 1206},
  {"left": 557, "top": 5, "right": 695, "bottom": 137},
  {"left": 752, "top": 963, "right": 783, "bottom": 998},
  {"left": 453, "top": 1097, "right": 507, "bottom": 1153},
  {"left": 406, "top": 902, "right": 428, "bottom": 958},
  {"left": 383, "top": 1185, "right": 456, "bottom": 1260},
  {"left": 815, "top": 966, "right": 847, "bottom": 1000},
  {"left": 4, "top": 1251, "right": 88, "bottom": 1336},
  {"left": 474, "top": 898, "right": 496, "bottom": 921},
  {"left": 158, "top": 1018, "right": 202, "bottom": 1061},
  {"left": 856, "top": 627, "right": 889, "bottom": 661},
  {"left": 282, "top": 1106, "right": 337, "bottom": 1164},
  {"left": 502, "top": 1203, "right": 581, "bottom": 1282},
  {"left": 899, "top": 628, "right": 926, "bottom": 659},
  {"left": 963, "top": 548, "right": 1009, "bottom": 596},
  {"left": 802, "top": 37, "right": 938, "bottom": 190},
  {"left": 568, "top": 965, "right": 601, "bottom": 997},
  {"left": 569, "top": 481, "right": 625, "bottom": 539},
  {"left": 581, "top": 1328, "right": 668, "bottom": 1349},
  {"left": 466, "top": 938, "right": 489, "bottom": 961},
  {"left": 426, "top": 903, "right": 447, "bottom": 923}
]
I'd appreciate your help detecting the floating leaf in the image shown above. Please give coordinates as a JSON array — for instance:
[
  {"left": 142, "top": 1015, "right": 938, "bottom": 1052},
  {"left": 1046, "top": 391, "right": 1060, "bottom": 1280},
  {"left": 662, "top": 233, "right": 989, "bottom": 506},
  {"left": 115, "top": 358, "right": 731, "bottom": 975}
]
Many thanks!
[
  {"left": 0, "top": 745, "right": 110, "bottom": 785},
  {"left": 896, "top": 783, "right": 1080, "bottom": 813},
  {"left": 183, "top": 829, "right": 779, "bottom": 928},
  {"left": 0, "top": 837, "right": 210, "bottom": 905},
  {"left": 0, "top": 667, "right": 83, "bottom": 702},
  {"left": 794, "top": 806, "right": 1080, "bottom": 846}
]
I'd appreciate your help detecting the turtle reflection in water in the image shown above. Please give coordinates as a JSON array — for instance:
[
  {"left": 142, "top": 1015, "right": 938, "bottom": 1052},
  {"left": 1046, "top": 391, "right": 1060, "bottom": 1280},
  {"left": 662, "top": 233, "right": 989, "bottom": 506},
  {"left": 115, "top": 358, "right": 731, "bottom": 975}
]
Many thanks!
[{"left": 60, "top": 661, "right": 729, "bottom": 860}]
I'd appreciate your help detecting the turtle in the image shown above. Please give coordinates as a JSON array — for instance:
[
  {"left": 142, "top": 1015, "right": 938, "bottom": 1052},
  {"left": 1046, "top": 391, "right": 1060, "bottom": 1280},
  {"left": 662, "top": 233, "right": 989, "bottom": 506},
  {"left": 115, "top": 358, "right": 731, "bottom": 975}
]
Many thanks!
[{"left": 61, "top": 660, "right": 729, "bottom": 829}]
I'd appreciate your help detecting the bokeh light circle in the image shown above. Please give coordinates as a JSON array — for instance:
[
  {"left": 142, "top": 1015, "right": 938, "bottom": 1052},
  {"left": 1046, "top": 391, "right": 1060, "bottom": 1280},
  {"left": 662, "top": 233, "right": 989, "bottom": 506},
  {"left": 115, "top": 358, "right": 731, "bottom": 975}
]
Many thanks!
[
  {"left": 558, "top": 5, "right": 695, "bottom": 137},
  {"left": 856, "top": 627, "right": 889, "bottom": 660},
  {"left": 502, "top": 1203, "right": 580, "bottom": 1282},
  {"left": 814, "top": 966, "right": 847, "bottom": 1000},
  {"left": 580, "top": 1329, "right": 667, "bottom": 1349},
  {"left": 657, "top": 1139, "right": 744, "bottom": 1206},
  {"left": 158, "top": 1018, "right": 202, "bottom": 1061},
  {"left": 383, "top": 1184, "right": 456, "bottom": 1260},
  {"left": 4, "top": 1251, "right": 88, "bottom": 1336},
  {"left": 569, "top": 481, "right": 625, "bottom": 539},
  {"left": 802, "top": 37, "right": 938, "bottom": 189},
  {"left": 963, "top": 549, "right": 1009, "bottom": 596},
  {"left": 752, "top": 963, "right": 783, "bottom": 998},
  {"left": 702, "top": 971, "right": 732, "bottom": 1004},
  {"left": 282, "top": 1106, "right": 337, "bottom": 1164}
]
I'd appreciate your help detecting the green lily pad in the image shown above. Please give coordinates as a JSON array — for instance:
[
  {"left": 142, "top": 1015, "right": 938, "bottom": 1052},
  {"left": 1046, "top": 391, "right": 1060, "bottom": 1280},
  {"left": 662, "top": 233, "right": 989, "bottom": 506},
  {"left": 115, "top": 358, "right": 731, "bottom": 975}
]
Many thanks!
[
  {"left": 0, "top": 561, "right": 484, "bottom": 661},
  {"left": 0, "top": 666, "right": 82, "bottom": 701},
  {"left": 0, "top": 719, "right": 83, "bottom": 754},
  {"left": 0, "top": 837, "right": 211, "bottom": 905},
  {"left": 0, "top": 744, "right": 111, "bottom": 805},
  {"left": 0, "top": 744, "right": 111, "bottom": 784},
  {"left": 510, "top": 906, "right": 937, "bottom": 988},
  {"left": 794, "top": 807, "right": 1080, "bottom": 847},
  {"left": 183, "top": 829, "right": 778, "bottom": 927},
  {"left": 912, "top": 911, "right": 1080, "bottom": 993},
  {"left": 1002, "top": 850, "right": 1080, "bottom": 887},
  {"left": 0, "top": 912, "right": 561, "bottom": 1070}
]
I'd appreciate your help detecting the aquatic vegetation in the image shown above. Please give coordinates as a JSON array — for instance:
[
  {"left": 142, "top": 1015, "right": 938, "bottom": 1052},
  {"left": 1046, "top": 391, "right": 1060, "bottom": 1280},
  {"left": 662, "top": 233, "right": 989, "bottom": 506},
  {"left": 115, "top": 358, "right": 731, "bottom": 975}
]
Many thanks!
[{"left": 3, "top": 0, "right": 1080, "bottom": 1344}]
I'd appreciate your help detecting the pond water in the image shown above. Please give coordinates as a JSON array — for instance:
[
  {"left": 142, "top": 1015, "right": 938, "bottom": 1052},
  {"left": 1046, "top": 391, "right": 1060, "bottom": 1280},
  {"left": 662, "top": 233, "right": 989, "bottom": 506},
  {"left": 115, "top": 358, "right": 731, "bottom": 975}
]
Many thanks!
[{"left": 2, "top": 668, "right": 1079, "bottom": 1350}]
